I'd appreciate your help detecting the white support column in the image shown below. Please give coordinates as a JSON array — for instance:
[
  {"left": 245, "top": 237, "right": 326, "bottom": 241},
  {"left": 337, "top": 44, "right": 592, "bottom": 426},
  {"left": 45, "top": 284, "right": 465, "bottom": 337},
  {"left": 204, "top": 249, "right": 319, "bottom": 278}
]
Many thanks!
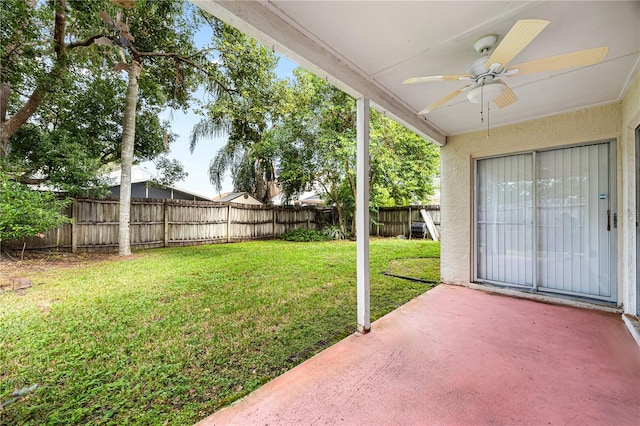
[{"left": 356, "top": 97, "right": 371, "bottom": 333}]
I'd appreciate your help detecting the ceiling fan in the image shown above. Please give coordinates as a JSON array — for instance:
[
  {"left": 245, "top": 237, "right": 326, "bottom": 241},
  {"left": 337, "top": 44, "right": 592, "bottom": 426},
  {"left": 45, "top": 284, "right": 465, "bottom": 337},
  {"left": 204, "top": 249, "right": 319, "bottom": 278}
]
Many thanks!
[{"left": 404, "top": 19, "right": 609, "bottom": 115}]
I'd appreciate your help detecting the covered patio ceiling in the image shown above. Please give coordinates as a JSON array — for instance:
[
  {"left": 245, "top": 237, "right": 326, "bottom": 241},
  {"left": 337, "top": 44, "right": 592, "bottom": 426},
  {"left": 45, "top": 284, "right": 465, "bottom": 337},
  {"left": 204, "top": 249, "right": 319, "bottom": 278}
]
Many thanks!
[{"left": 192, "top": 1, "right": 639, "bottom": 146}]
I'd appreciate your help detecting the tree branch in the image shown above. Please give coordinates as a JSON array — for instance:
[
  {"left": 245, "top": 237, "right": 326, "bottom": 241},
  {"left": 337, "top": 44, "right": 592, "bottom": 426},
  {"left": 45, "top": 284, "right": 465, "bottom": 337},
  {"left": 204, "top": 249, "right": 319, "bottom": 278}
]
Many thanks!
[
  {"left": 15, "top": 174, "right": 47, "bottom": 185},
  {"left": 129, "top": 45, "right": 236, "bottom": 95},
  {"left": 66, "top": 34, "right": 102, "bottom": 50}
]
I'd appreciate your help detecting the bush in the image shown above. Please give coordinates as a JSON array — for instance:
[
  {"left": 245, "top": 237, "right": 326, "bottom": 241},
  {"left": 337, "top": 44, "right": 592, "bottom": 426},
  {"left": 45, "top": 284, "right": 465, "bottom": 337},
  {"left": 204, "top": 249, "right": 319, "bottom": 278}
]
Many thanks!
[
  {"left": 279, "top": 228, "right": 332, "bottom": 242},
  {"left": 0, "top": 172, "right": 71, "bottom": 243},
  {"left": 322, "top": 225, "right": 345, "bottom": 240}
]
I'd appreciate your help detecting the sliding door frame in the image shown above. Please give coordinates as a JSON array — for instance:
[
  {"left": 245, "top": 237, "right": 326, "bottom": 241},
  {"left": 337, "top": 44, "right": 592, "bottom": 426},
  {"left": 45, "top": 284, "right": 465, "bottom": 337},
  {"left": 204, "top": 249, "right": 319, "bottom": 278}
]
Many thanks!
[{"left": 473, "top": 139, "right": 617, "bottom": 302}]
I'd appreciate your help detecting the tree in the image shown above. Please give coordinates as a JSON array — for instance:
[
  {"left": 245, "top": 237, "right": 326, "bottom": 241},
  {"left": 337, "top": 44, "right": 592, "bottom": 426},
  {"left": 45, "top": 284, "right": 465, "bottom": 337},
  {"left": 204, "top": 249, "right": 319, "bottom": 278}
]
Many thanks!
[
  {"left": 92, "top": 1, "right": 228, "bottom": 256},
  {"left": 269, "top": 68, "right": 356, "bottom": 234},
  {"left": 369, "top": 110, "right": 440, "bottom": 207},
  {"left": 190, "top": 19, "right": 288, "bottom": 203},
  {"left": 274, "top": 69, "right": 440, "bottom": 235},
  {"left": 0, "top": 0, "right": 184, "bottom": 195},
  {"left": 2, "top": 0, "right": 228, "bottom": 255}
]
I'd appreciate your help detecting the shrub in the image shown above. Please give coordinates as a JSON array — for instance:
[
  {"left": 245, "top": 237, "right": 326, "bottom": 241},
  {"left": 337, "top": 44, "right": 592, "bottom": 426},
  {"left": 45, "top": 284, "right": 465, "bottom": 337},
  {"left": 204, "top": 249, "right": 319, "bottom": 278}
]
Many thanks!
[
  {"left": 279, "top": 228, "right": 332, "bottom": 242},
  {"left": 322, "top": 225, "right": 345, "bottom": 240},
  {"left": 0, "top": 172, "right": 71, "bottom": 243}
]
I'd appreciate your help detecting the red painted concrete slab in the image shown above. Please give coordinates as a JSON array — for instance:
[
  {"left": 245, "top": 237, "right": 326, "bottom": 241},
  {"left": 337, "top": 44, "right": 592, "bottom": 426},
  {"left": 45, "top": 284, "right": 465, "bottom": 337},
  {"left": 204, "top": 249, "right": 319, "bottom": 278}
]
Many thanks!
[{"left": 198, "top": 285, "right": 640, "bottom": 425}]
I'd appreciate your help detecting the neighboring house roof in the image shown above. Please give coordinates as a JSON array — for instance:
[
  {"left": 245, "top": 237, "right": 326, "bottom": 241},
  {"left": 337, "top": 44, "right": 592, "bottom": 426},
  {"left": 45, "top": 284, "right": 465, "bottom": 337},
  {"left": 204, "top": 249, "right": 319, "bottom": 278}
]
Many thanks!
[
  {"left": 271, "top": 192, "right": 285, "bottom": 205},
  {"left": 213, "top": 192, "right": 263, "bottom": 205},
  {"left": 299, "top": 193, "right": 325, "bottom": 206},
  {"left": 105, "top": 166, "right": 211, "bottom": 201},
  {"left": 271, "top": 191, "right": 325, "bottom": 206}
]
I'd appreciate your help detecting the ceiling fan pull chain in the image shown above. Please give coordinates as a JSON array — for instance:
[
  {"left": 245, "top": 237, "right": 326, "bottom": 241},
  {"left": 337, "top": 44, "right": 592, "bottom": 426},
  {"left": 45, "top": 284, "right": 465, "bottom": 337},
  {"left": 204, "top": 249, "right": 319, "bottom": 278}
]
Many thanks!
[
  {"left": 487, "top": 102, "right": 491, "bottom": 139},
  {"left": 480, "top": 82, "right": 484, "bottom": 123}
]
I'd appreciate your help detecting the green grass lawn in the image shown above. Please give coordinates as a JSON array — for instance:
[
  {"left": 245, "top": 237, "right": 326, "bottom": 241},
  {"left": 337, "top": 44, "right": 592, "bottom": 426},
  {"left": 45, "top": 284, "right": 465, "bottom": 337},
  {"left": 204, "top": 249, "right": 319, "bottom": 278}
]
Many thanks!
[{"left": 0, "top": 238, "right": 439, "bottom": 425}]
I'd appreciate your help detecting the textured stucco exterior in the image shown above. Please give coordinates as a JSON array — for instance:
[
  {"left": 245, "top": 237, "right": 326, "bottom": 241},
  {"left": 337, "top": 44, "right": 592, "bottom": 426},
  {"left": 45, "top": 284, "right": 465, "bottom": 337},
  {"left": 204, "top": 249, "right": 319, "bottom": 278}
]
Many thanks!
[
  {"left": 620, "top": 72, "right": 640, "bottom": 314},
  {"left": 441, "top": 76, "right": 640, "bottom": 315}
]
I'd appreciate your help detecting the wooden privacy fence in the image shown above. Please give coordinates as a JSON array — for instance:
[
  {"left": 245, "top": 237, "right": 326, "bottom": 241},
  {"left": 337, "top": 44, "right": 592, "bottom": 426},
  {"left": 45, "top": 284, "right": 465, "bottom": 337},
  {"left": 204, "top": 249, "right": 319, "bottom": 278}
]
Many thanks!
[
  {"left": 2, "top": 199, "right": 440, "bottom": 253},
  {"left": 3, "top": 198, "right": 329, "bottom": 253},
  {"left": 371, "top": 205, "right": 441, "bottom": 238}
]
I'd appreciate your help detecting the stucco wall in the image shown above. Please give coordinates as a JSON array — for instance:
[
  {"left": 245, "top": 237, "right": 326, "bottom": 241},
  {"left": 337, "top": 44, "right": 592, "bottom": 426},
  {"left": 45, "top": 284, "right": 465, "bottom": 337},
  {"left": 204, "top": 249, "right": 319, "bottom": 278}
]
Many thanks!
[
  {"left": 440, "top": 102, "right": 621, "bottom": 286},
  {"left": 620, "top": 72, "right": 640, "bottom": 314}
]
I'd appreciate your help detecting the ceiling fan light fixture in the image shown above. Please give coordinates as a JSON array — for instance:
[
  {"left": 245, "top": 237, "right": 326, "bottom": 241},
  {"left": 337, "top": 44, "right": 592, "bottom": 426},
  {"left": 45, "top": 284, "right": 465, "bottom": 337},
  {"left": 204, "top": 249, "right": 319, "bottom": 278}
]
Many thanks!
[{"left": 467, "top": 81, "right": 505, "bottom": 104}]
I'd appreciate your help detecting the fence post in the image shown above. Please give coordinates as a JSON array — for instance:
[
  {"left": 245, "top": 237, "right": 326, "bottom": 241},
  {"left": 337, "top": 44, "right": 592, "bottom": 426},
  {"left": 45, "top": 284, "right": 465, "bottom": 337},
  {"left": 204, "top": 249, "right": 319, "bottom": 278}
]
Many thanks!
[
  {"left": 408, "top": 206, "right": 412, "bottom": 239},
  {"left": 307, "top": 208, "right": 310, "bottom": 229},
  {"left": 71, "top": 199, "right": 78, "bottom": 253},
  {"left": 272, "top": 206, "right": 277, "bottom": 237},
  {"left": 227, "top": 204, "right": 232, "bottom": 243},
  {"left": 163, "top": 200, "right": 169, "bottom": 247},
  {"left": 377, "top": 210, "right": 380, "bottom": 236}
]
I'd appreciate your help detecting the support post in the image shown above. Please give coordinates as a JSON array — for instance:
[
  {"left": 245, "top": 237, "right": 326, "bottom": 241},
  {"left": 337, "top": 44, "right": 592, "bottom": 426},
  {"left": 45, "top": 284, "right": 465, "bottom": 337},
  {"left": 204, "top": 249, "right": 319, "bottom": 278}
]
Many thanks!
[
  {"left": 356, "top": 97, "right": 371, "bottom": 333},
  {"left": 408, "top": 206, "right": 412, "bottom": 239}
]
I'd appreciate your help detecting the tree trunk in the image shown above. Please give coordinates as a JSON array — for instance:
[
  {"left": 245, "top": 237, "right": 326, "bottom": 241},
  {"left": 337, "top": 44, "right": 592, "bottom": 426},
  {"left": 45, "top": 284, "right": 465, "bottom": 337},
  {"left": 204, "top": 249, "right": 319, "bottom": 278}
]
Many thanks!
[
  {"left": 118, "top": 61, "right": 141, "bottom": 256},
  {"left": 254, "top": 158, "right": 266, "bottom": 201},
  {"left": 336, "top": 201, "right": 347, "bottom": 237}
]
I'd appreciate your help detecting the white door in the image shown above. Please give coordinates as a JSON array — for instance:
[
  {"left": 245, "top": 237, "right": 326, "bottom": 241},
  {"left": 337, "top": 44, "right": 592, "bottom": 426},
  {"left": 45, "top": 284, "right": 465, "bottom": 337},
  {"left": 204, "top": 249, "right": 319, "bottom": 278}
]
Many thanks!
[{"left": 476, "top": 142, "right": 616, "bottom": 302}]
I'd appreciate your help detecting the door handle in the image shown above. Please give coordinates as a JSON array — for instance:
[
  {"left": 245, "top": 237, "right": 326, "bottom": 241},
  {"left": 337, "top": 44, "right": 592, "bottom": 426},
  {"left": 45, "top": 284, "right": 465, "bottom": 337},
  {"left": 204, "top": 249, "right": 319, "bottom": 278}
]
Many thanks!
[
  {"left": 613, "top": 212, "right": 617, "bottom": 229},
  {"left": 607, "top": 209, "right": 610, "bottom": 231}
]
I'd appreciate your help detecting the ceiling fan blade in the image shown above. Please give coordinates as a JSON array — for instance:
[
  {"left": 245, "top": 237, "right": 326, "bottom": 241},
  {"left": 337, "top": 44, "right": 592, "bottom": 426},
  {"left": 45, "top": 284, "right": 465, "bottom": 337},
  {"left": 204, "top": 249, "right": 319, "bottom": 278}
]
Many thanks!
[
  {"left": 403, "top": 74, "right": 472, "bottom": 84},
  {"left": 419, "top": 84, "right": 472, "bottom": 114},
  {"left": 487, "top": 19, "right": 550, "bottom": 70},
  {"left": 493, "top": 80, "right": 518, "bottom": 108},
  {"left": 506, "top": 46, "right": 609, "bottom": 76}
]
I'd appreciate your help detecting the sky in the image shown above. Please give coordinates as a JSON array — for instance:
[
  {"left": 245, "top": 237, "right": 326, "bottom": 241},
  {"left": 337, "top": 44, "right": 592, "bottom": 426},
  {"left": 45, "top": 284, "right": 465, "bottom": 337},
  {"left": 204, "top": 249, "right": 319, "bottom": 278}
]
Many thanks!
[{"left": 141, "top": 23, "right": 299, "bottom": 199}]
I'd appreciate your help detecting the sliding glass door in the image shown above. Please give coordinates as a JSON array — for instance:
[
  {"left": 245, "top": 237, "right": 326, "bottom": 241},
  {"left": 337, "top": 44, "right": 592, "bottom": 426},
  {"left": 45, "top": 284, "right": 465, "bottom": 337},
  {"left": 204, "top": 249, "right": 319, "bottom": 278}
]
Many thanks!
[
  {"left": 476, "top": 154, "right": 534, "bottom": 287},
  {"left": 475, "top": 142, "right": 616, "bottom": 302}
]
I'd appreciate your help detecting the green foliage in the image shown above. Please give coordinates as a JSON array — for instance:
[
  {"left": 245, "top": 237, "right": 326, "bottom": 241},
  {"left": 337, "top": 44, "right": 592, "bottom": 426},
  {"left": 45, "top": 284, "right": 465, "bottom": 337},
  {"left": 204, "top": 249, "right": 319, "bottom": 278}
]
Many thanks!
[
  {"left": 0, "top": 173, "right": 70, "bottom": 242},
  {"left": 279, "top": 228, "right": 332, "bottom": 242},
  {"left": 369, "top": 111, "right": 440, "bottom": 206},
  {"left": 0, "top": 239, "right": 439, "bottom": 424},
  {"left": 149, "top": 156, "right": 187, "bottom": 188},
  {"left": 190, "top": 19, "right": 288, "bottom": 201},
  {"left": 1, "top": 0, "right": 204, "bottom": 195},
  {"left": 322, "top": 225, "right": 345, "bottom": 240},
  {"left": 272, "top": 69, "right": 440, "bottom": 233}
]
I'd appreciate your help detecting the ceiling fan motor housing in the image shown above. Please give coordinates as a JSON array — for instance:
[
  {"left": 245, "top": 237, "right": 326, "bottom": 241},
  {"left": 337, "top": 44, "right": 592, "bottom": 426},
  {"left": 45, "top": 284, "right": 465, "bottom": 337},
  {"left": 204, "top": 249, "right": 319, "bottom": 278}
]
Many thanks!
[{"left": 465, "top": 56, "right": 493, "bottom": 77}]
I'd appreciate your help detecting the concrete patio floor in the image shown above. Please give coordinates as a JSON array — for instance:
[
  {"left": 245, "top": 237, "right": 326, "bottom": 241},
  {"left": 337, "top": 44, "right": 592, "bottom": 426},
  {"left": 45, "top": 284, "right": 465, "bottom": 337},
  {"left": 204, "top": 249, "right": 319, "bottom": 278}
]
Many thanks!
[{"left": 199, "top": 284, "right": 640, "bottom": 425}]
